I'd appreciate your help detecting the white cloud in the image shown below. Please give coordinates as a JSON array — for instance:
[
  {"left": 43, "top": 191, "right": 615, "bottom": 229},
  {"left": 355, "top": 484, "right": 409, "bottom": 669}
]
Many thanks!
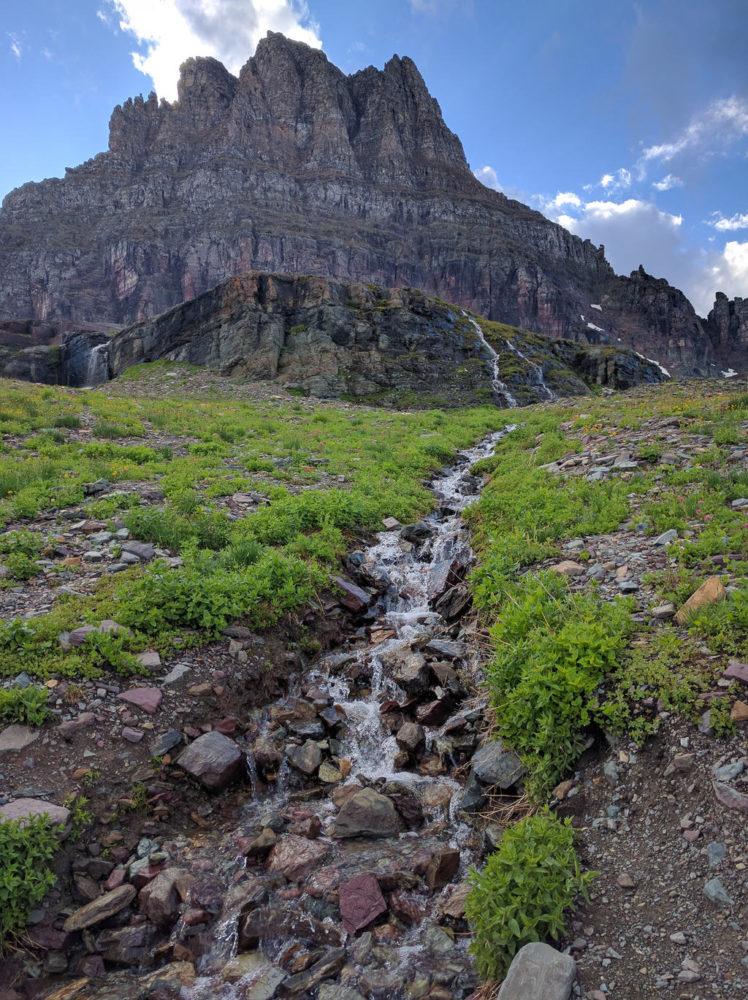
[
  {"left": 588, "top": 168, "right": 631, "bottom": 192},
  {"left": 641, "top": 95, "right": 748, "bottom": 164},
  {"left": 549, "top": 191, "right": 581, "bottom": 209},
  {"left": 717, "top": 240, "right": 748, "bottom": 291},
  {"left": 474, "top": 165, "right": 502, "bottom": 191},
  {"left": 107, "top": 0, "right": 321, "bottom": 101},
  {"left": 8, "top": 32, "right": 22, "bottom": 60},
  {"left": 709, "top": 211, "right": 748, "bottom": 232},
  {"left": 652, "top": 173, "right": 683, "bottom": 191}
]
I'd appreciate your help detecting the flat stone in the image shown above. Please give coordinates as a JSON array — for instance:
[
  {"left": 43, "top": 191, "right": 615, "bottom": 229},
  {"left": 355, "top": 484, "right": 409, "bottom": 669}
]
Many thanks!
[
  {"left": 0, "top": 724, "right": 39, "bottom": 754},
  {"left": 136, "top": 650, "right": 161, "bottom": 669},
  {"left": 318, "top": 762, "right": 343, "bottom": 784},
  {"left": 139, "top": 868, "right": 192, "bottom": 925},
  {"left": 288, "top": 739, "right": 322, "bottom": 776},
  {"left": 651, "top": 602, "right": 676, "bottom": 619},
  {"left": 63, "top": 885, "right": 136, "bottom": 931},
  {"left": 396, "top": 722, "right": 425, "bottom": 753},
  {"left": 151, "top": 729, "right": 183, "bottom": 757},
  {"left": 243, "top": 966, "right": 287, "bottom": 1000},
  {"left": 653, "top": 529, "right": 678, "bottom": 546},
  {"left": 426, "top": 847, "right": 460, "bottom": 891},
  {"left": 122, "top": 727, "right": 144, "bottom": 743},
  {"left": 497, "top": 942, "right": 576, "bottom": 1000},
  {"left": 724, "top": 659, "right": 748, "bottom": 683},
  {"left": 714, "top": 761, "right": 744, "bottom": 781},
  {"left": 67, "top": 620, "right": 130, "bottom": 647},
  {"left": 339, "top": 873, "right": 387, "bottom": 934},
  {"left": 118, "top": 687, "right": 162, "bottom": 714},
  {"left": 121, "top": 540, "right": 155, "bottom": 561},
  {"left": 731, "top": 700, "right": 748, "bottom": 722},
  {"left": 713, "top": 781, "right": 748, "bottom": 812},
  {"left": 0, "top": 797, "right": 70, "bottom": 826},
  {"left": 332, "top": 576, "right": 372, "bottom": 612},
  {"left": 331, "top": 787, "right": 405, "bottom": 839},
  {"left": 239, "top": 907, "right": 342, "bottom": 951},
  {"left": 177, "top": 731, "right": 243, "bottom": 790},
  {"left": 471, "top": 740, "right": 525, "bottom": 789},
  {"left": 162, "top": 663, "right": 190, "bottom": 685},
  {"left": 93, "top": 923, "right": 155, "bottom": 965},
  {"left": 675, "top": 576, "right": 727, "bottom": 624},
  {"left": 268, "top": 834, "right": 330, "bottom": 882}
]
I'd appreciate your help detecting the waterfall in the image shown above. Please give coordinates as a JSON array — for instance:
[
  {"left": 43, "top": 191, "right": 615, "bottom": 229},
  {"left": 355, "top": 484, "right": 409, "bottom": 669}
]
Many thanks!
[
  {"left": 464, "top": 314, "right": 518, "bottom": 407},
  {"left": 84, "top": 343, "right": 110, "bottom": 387},
  {"left": 502, "top": 337, "right": 557, "bottom": 400}
]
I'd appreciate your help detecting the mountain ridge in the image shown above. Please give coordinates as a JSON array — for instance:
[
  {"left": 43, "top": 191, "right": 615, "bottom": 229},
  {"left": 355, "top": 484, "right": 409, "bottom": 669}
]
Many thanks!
[{"left": 0, "top": 32, "right": 745, "bottom": 376}]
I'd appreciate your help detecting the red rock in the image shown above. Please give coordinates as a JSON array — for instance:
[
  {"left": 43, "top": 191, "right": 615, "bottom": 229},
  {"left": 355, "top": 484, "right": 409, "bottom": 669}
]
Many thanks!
[
  {"left": 332, "top": 576, "right": 372, "bottom": 612},
  {"left": 177, "top": 730, "right": 243, "bottom": 790},
  {"left": 389, "top": 890, "right": 425, "bottom": 926},
  {"left": 724, "top": 659, "right": 748, "bottom": 683},
  {"left": 268, "top": 834, "right": 330, "bottom": 882},
  {"left": 118, "top": 687, "right": 163, "bottom": 714},
  {"left": 0, "top": 798, "right": 70, "bottom": 826},
  {"left": 415, "top": 698, "right": 451, "bottom": 726},
  {"left": 57, "top": 713, "right": 96, "bottom": 739},
  {"left": 132, "top": 865, "right": 165, "bottom": 890},
  {"left": 713, "top": 781, "right": 748, "bottom": 812},
  {"left": 288, "top": 815, "right": 322, "bottom": 839},
  {"left": 339, "top": 873, "right": 387, "bottom": 935},
  {"left": 182, "top": 908, "right": 209, "bottom": 926},
  {"left": 122, "top": 727, "right": 144, "bottom": 743},
  {"left": 214, "top": 716, "right": 239, "bottom": 735},
  {"left": 683, "top": 829, "right": 700, "bottom": 842},
  {"left": 104, "top": 868, "right": 128, "bottom": 891}
]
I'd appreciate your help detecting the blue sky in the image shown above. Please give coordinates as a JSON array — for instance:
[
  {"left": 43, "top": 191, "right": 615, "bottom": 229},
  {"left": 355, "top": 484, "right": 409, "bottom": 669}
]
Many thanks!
[{"left": 2, "top": 0, "right": 747, "bottom": 315}]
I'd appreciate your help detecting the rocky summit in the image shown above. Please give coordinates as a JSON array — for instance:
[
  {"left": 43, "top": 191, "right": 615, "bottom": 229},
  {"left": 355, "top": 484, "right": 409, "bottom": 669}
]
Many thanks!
[{"left": 0, "top": 32, "right": 744, "bottom": 378}]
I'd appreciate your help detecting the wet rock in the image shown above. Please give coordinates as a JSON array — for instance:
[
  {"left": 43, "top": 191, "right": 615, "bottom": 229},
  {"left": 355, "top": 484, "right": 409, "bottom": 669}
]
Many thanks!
[
  {"left": 339, "top": 874, "right": 387, "bottom": 934},
  {"left": 243, "top": 966, "right": 287, "bottom": 1000},
  {"left": 396, "top": 722, "right": 425, "bottom": 754},
  {"left": 359, "top": 968, "right": 406, "bottom": 996},
  {"left": 288, "top": 739, "right": 322, "bottom": 776},
  {"left": 223, "top": 878, "right": 267, "bottom": 917},
  {"left": 439, "top": 882, "right": 471, "bottom": 921},
  {"left": 279, "top": 949, "right": 346, "bottom": 997},
  {"left": 458, "top": 771, "right": 486, "bottom": 813},
  {"left": 0, "top": 797, "right": 70, "bottom": 826},
  {"left": 424, "top": 638, "right": 465, "bottom": 660},
  {"left": 471, "top": 740, "right": 525, "bottom": 789},
  {"left": 0, "top": 724, "right": 39, "bottom": 754},
  {"left": 118, "top": 687, "right": 163, "bottom": 714},
  {"left": 414, "top": 698, "right": 452, "bottom": 726},
  {"left": 63, "top": 885, "right": 136, "bottom": 931},
  {"left": 94, "top": 923, "right": 156, "bottom": 965},
  {"left": 433, "top": 583, "right": 471, "bottom": 620},
  {"left": 386, "top": 790, "right": 424, "bottom": 830},
  {"left": 389, "top": 890, "right": 425, "bottom": 926},
  {"left": 332, "top": 576, "right": 372, "bottom": 612},
  {"left": 318, "top": 762, "right": 343, "bottom": 784},
  {"left": 401, "top": 521, "right": 434, "bottom": 543},
  {"left": 392, "top": 651, "right": 430, "bottom": 696},
  {"left": 331, "top": 787, "right": 405, "bottom": 839},
  {"left": 424, "top": 925, "right": 455, "bottom": 958},
  {"left": 268, "top": 834, "right": 330, "bottom": 881},
  {"left": 497, "top": 942, "right": 576, "bottom": 1000},
  {"left": 176, "top": 731, "right": 243, "bottom": 790},
  {"left": 675, "top": 576, "right": 727, "bottom": 624},
  {"left": 239, "top": 907, "right": 342, "bottom": 950},
  {"left": 318, "top": 986, "right": 365, "bottom": 1000},
  {"left": 288, "top": 815, "right": 322, "bottom": 839},
  {"left": 139, "top": 868, "right": 193, "bottom": 925},
  {"left": 426, "top": 848, "right": 460, "bottom": 891}
]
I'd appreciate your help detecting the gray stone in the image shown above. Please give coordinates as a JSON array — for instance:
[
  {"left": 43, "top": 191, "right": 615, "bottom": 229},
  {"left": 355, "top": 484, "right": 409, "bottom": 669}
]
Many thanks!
[
  {"left": 651, "top": 602, "right": 676, "bottom": 619},
  {"left": 703, "top": 877, "right": 733, "bottom": 906},
  {"left": 288, "top": 739, "right": 322, "bottom": 776},
  {"left": 497, "top": 942, "right": 576, "bottom": 1000},
  {"left": 121, "top": 540, "right": 155, "bottom": 561},
  {"left": 714, "top": 761, "right": 744, "bottom": 781},
  {"left": 603, "top": 761, "right": 620, "bottom": 787},
  {"left": 162, "top": 663, "right": 190, "bottom": 685},
  {"left": 707, "top": 842, "right": 728, "bottom": 869},
  {"left": 177, "top": 731, "right": 243, "bottom": 790},
  {"left": 471, "top": 740, "right": 525, "bottom": 789},
  {"left": 0, "top": 724, "right": 39, "bottom": 754},
  {"left": 151, "top": 729, "right": 183, "bottom": 757},
  {"left": 424, "top": 925, "right": 455, "bottom": 958},
  {"left": 458, "top": 771, "right": 486, "bottom": 813},
  {"left": 653, "top": 529, "right": 678, "bottom": 546},
  {"left": 94, "top": 923, "right": 156, "bottom": 965},
  {"left": 331, "top": 787, "right": 405, "bottom": 839},
  {"left": 63, "top": 885, "right": 136, "bottom": 931}
]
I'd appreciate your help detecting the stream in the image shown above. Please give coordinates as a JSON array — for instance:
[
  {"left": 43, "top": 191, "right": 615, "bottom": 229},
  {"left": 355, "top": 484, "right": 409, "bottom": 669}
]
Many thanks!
[{"left": 70, "top": 430, "right": 513, "bottom": 1000}]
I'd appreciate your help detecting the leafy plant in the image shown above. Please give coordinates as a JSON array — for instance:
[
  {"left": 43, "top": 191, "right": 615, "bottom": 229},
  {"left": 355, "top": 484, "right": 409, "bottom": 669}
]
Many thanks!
[
  {"left": 0, "top": 685, "right": 50, "bottom": 725},
  {"left": 466, "top": 810, "right": 594, "bottom": 981},
  {"left": 63, "top": 793, "right": 92, "bottom": 838},
  {"left": 0, "top": 814, "right": 57, "bottom": 946}
]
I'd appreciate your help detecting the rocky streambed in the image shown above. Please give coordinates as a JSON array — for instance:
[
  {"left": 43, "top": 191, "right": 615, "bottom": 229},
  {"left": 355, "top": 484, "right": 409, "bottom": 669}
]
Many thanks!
[{"left": 4, "top": 430, "right": 532, "bottom": 1000}]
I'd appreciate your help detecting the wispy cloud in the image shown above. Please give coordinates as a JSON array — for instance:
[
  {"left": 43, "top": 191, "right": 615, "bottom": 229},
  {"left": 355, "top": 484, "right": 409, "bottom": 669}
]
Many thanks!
[
  {"left": 652, "top": 174, "right": 683, "bottom": 192},
  {"left": 106, "top": 0, "right": 321, "bottom": 101},
  {"left": 641, "top": 95, "right": 748, "bottom": 164},
  {"left": 708, "top": 211, "right": 748, "bottom": 232},
  {"left": 473, "top": 165, "right": 502, "bottom": 191},
  {"left": 8, "top": 32, "right": 22, "bottom": 61}
]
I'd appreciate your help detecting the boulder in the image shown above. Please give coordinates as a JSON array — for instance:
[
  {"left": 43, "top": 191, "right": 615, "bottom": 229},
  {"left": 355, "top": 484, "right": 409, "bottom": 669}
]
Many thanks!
[
  {"left": 395, "top": 722, "right": 425, "bottom": 753},
  {"left": 239, "top": 907, "right": 342, "bottom": 950},
  {"left": 426, "top": 847, "right": 460, "bottom": 891},
  {"left": 331, "top": 788, "right": 405, "bottom": 839},
  {"left": 288, "top": 739, "right": 322, "bottom": 776},
  {"left": 93, "top": 923, "right": 156, "bottom": 965},
  {"left": 0, "top": 724, "right": 39, "bottom": 753},
  {"left": 139, "top": 868, "right": 193, "bottom": 925},
  {"left": 176, "top": 731, "right": 243, "bottom": 790},
  {"left": 339, "top": 874, "right": 387, "bottom": 935},
  {"left": 332, "top": 577, "right": 372, "bottom": 612},
  {"left": 497, "top": 942, "right": 576, "bottom": 1000},
  {"left": 57, "top": 713, "right": 96, "bottom": 739},
  {"left": 0, "top": 797, "right": 70, "bottom": 826},
  {"left": 118, "top": 687, "right": 163, "bottom": 714}
]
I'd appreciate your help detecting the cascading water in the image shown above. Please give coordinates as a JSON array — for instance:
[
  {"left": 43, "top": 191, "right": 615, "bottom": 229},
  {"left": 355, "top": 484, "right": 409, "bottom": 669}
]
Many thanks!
[
  {"left": 464, "top": 314, "right": 518, "bottom": 408},
  {"left": 178, "top": 430, "right": 514, "bottom": 1000},
  {"left": 502, "top": 337, "right": 557, "bottom": 401},
  {"left": 84, "top": 342, "right": 110, "bottom": 386}
]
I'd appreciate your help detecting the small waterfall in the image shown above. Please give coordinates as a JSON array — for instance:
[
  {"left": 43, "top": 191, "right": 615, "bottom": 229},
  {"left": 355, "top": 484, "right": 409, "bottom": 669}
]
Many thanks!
[
  {"left": 464, "top": 314, "right": 518, "bottom": 407},
  {"left": 84, "top": 342, "right": 110, "bottom": 386},
  {"left": 502, "top": 338, "right": 557, "bottom": 400}
]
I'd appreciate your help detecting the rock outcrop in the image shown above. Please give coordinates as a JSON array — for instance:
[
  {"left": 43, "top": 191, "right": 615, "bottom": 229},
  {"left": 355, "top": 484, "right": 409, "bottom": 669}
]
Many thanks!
[
  {"left": 704, "top": 293, "right": 748, "bottom": 372},
  {"left": 0, "top": 33, "right": 734, "bottom": 376},
  {"left": 66, "top": 271, "right": 666, "bottom": 406}
]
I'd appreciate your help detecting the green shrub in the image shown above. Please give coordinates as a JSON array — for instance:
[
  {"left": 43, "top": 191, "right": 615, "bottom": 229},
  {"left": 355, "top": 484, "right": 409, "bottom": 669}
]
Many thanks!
[
  {"left": 52, "top": 413, "right": 81, "bottom": 429},
  {"left": 0, "top": 685, "right": 50, "bottom": 725},
  {"left": 0, "top": 814, "right": 58, "bottom": 945},
  {"left": 466, "top": 811, "right": 594, "bottom": 981}
]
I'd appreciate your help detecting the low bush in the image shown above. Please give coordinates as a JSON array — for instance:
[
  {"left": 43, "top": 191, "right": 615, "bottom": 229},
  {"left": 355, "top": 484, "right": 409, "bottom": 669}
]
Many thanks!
[
  {"left": 0, "top": 685, "right": 50, "bottom": 725},
  {"left": 0, "top": 814, "right": 58, "bottom": 945},
  {"left": 466, "top": 810, "right": 594, "bottom": 980}
]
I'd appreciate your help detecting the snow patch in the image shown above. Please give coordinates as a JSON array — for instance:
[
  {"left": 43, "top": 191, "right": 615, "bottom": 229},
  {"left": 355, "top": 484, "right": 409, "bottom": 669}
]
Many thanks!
[
  {"left": 587, "top": 322, "right": 604, "bottom": 333},
  {"left": 634, "top": 351, "right": 671, "bottom": 378},
  {"left": 590, "top": 303, "right": 602, "bottom": 312},
  {"left": 721, "top": 368, "right": 738, "bottom": 378}
]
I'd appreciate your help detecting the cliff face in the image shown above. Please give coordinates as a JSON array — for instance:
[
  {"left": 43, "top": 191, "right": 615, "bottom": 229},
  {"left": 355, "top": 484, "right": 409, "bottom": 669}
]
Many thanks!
[
  {"left": 0, "top": 32, "right": 736, "bottom": 376},
  {"left": 44, "top": 271, "right": 662, "bottom": 406},
  {"left": 704, "top": 293, "right": 748, "bottom": 372}
]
